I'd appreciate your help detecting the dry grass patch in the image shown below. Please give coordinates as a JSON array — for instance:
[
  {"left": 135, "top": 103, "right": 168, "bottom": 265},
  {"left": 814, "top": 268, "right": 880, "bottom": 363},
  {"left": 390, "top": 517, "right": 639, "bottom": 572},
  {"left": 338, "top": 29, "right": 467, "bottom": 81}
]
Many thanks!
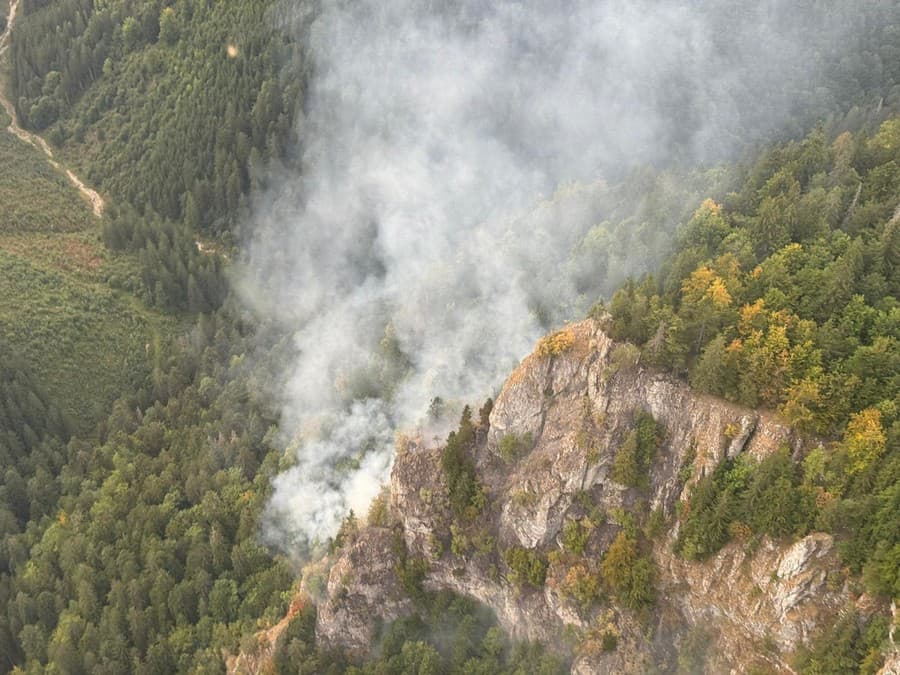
[{"left": 536, "top": 326, "right": 576, "bottom": 358}]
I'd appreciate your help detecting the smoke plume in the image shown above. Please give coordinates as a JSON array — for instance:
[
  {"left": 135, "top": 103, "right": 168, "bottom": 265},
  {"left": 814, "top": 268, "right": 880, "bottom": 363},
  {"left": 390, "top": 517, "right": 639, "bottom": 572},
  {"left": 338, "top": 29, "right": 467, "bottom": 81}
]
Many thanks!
[{"left": 239, "top": 0, "right": 862, "bottom": 551}]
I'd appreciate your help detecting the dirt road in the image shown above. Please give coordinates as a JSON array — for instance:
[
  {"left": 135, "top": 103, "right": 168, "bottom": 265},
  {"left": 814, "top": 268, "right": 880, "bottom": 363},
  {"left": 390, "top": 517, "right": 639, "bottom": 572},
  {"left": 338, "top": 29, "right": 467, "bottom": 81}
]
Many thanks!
[{"left": 0, "top": 0, "right": 105, "bottom": 217}]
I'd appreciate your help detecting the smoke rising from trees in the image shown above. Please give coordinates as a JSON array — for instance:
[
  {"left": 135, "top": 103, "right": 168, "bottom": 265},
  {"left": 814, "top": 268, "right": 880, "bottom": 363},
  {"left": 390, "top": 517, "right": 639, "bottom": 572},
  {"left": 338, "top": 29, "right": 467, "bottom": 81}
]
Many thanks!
[{"left": 239, "top": 0, "right": 864, "bottom": 551}]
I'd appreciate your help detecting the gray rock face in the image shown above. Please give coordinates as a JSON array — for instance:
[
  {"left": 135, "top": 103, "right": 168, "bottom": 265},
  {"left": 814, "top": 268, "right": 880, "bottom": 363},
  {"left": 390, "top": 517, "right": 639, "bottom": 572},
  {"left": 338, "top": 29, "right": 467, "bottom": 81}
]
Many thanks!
[
  {"left": 881, "top": 652, "right": 900, "bottom": 675},
  {"left": 316, "top": 319, "right": 873, "bottom": 672},
  {"left": 315, "top": 527, "right": 413, "bottom": 653},
  {"left": 484, "top": 320, "right": 796, "bottom": 544},
  {"left": 655, "top": 532, "right": 847, "bottom": 670}
]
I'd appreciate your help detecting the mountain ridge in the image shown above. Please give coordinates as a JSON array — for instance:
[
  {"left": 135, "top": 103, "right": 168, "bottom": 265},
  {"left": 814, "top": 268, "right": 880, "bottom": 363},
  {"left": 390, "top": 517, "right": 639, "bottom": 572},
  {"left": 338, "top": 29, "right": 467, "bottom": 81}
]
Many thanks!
[{"left": 312, "top": 318, "right": 895, "bottom": 673}]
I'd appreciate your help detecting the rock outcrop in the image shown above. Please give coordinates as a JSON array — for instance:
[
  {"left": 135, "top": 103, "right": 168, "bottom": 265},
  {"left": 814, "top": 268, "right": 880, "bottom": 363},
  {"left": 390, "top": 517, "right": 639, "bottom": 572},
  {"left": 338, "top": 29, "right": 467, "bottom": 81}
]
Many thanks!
[
  {"left": 316, "top": 318, "right": 881, "bottom": 672},
  {"left": 316, "top": 527, "right": 414, "bottom": 654}
]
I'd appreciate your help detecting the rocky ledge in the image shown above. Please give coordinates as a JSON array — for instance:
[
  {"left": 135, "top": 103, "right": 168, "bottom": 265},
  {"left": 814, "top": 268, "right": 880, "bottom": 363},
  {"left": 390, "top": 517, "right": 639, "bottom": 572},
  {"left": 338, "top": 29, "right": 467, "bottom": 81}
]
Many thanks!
[{"left": 316, "top": 319, "right": 885, "bottom": 673}]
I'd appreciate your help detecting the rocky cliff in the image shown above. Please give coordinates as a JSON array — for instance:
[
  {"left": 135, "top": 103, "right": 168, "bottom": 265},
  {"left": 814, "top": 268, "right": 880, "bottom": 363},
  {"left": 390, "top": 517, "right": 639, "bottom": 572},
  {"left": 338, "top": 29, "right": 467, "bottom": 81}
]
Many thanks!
[{"left": 314, "top": 318, "right": 888, "bottom": 673}]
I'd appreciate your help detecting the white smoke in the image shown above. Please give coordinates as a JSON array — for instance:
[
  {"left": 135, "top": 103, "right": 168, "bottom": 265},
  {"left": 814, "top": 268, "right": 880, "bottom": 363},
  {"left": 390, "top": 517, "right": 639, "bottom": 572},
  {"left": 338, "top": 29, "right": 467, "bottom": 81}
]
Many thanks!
[{"left": 239, "top": 0, "right": 860, "bottom": 550}]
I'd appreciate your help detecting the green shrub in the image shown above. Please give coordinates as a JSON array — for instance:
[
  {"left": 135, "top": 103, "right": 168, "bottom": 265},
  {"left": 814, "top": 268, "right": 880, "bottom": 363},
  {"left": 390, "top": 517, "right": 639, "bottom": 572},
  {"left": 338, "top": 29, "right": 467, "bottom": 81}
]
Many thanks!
[
  {"left": 330, "top": 510, "right": 358, "bottom": 553},
  {"left": 677, "top": 625, "right": 713, "bottom": 674},
  {"left": 611, "top": 410, "right": 663, "bottom": 489},
  {"left": 395, "top": 556, "right": 430, "bottom": 601},
  {"left": 794, "top": 610, "right": 889, "bottom": 675},
  {"left": 499, "top": 432, "right": 534, "bottom": 462},
  {"left": 601, "top": 631, "right": 618, "bottom": 652},
  {"left": 441, "top": 406, "right": 484, "bottom": 519},
  {"left": 645, "top": 508, "right": 667, "bottom": 539},
  {"left": 367, "top": 487, "right": 392, "bottom": 527},
  {"left": 608, "top": 342, "right": 641, "bottom": 376},
  {"left": 612, "top": 431, "right": 642, "bottom": 487},
  {"left": 511, "top": 489, "right": 540, "bottom": 508},
  {"left": 450, "top": 522, "right": 470, "bottom": 556},
  {"left": 558, "top": 561, "right": 603, "bottom": 609},
  {"left": 676, "top": 449, "right": 817, "bottom": 560},
  {"left": 504, "top": 546, "right": 548, "bottom": 589},
  {"left": 600, "top": 532, "right": 655, "bottom": 610},
  {"left": 561, "top": 519, "right": 592, "bottom": 555}
]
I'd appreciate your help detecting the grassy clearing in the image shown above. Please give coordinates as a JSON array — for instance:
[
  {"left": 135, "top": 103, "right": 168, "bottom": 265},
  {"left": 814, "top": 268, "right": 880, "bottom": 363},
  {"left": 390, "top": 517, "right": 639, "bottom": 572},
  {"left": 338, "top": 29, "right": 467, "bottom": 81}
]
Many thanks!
[
  {"left": 0, "top": 117, "right": 94, "bottom": 234},
  {"left": 0, "top": 122, "right": 175, "bottom": 435},
  {"left": 0, "top": 230, "right": 105, "bottom": 280},
  {"left": 0, "top": 249, "right": 174, "bottom": 435}
]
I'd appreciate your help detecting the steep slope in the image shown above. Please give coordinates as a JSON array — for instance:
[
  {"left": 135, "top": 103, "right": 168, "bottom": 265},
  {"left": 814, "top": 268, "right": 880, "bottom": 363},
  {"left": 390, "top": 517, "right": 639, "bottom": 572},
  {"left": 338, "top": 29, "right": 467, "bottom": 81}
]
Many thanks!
[
  {"left": 316, "top": 319, "right": 892, "bottom": 673},
  {"left": 0, "top": 0, "right": 104, "bottom": 216},
  {"left": 7, "top": 0, "right": 304, "bottom": 233},
  {"left": 0, "top": 110, "right": 173, "bottom": 435}
]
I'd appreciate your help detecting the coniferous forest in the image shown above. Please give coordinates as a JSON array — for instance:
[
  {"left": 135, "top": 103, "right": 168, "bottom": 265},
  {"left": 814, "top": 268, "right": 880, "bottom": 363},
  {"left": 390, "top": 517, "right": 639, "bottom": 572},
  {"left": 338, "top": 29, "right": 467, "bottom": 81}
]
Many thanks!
[{"left": 0, "top": 0, "right": 899, "bottom": 673}]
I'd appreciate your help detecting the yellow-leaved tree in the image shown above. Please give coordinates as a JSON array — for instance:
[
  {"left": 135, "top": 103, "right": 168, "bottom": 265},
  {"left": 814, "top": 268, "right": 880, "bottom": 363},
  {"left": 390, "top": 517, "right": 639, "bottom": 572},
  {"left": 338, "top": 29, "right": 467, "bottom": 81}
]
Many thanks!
[
  {"left": 680, "top": 265, "right": 734, "bottom": 351},
  {"left": 844, "top": 408, "right": 886, "bottom": 475}
]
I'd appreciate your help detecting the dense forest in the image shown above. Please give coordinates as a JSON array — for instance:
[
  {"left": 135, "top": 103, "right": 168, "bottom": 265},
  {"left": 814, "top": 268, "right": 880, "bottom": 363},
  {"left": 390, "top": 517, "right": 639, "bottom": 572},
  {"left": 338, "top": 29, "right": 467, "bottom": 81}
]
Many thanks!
[
  {"left": 11, "top": 0, "right": 306, "bottom": 233},
  {"left": 0, "top": 310, "right": 299, "bottom": 672},
  {"left": 1, "top": 0, "right": 900, "bottom": 673},
  {"left": 1, "top": 0, "right": 308, "bottom": 670},
  {"left": 604, "top": 119, "right": 900, "bottom": 602}
]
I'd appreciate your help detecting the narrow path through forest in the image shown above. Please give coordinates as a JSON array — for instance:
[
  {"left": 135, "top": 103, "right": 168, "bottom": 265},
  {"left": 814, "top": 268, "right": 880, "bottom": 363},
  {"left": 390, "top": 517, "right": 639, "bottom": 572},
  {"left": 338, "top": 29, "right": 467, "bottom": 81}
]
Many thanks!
[{"left": 0, "top": 0, "right": 105, "bottom": 217}]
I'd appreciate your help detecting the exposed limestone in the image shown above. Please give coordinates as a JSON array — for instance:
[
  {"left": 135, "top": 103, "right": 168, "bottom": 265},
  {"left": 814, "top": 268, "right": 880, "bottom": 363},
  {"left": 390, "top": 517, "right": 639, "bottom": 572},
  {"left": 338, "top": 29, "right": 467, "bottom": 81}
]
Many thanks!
[
  {"left": 226, "top": 594, "right": 308, "bottom": 675},
  {"left": 879, "top": 601, "right": 900, "bottom": 675},
  {"left": 654, "top": 532, "right": 848, "bottom": 670},
  {"left": 316, "top": 318, "right": 883, "bottom": 672},
  {"left": 315, "top": 527, "right": 414, "bottom": 653},
  {"left": 881, "top": 652, "right": 900, "bottom": 675},
  {"left": 777, "top": 534, "right": 834, "bottom": 581}
]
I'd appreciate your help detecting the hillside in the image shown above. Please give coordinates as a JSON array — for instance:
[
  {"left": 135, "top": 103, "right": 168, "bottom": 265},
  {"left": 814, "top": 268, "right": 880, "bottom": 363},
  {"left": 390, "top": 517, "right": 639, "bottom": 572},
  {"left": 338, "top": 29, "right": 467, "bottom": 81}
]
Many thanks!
[
  {"left": 0, "top": 1, "right": 299, "bottom": 671},
  {"left": 243, "top": 120, "right": 900, "bottom": 675},
  {"left": 1, "top": 0, "right": 900, "bottom": 674},
  {"left": 0, "top": 120, "right": 294, "bottom": 669},
  {"left": 8, "top": 0, "right": 306, "bottom": 233},
  {"left": 313, "top": 319, "right": 886, "bottom": 673},
  {"left": 0, "top": 105, "right": 173, "bottom": 436}
]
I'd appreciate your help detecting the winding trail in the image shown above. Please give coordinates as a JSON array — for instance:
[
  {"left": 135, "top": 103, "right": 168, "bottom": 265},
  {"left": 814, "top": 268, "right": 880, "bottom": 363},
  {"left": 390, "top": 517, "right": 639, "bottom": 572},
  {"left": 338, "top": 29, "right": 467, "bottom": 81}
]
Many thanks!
[{"left": 0, "top": 0, "right": 104, "bottom": 217}]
